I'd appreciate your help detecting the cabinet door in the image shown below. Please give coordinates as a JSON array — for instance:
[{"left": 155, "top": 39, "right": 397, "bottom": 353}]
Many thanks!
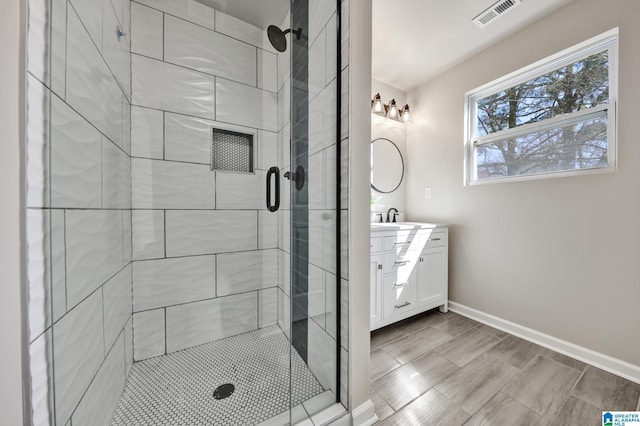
[
  {"left": 370, "top": 254, "right": 383, "bottom": 329},
  {"left": 418, "top": 247, "right": 446, "bottom": 308}
]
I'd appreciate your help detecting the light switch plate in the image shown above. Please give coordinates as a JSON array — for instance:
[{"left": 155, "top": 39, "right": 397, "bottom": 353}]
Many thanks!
[{"left": 425, "top": 187, "right": 432, "bottom": 199}]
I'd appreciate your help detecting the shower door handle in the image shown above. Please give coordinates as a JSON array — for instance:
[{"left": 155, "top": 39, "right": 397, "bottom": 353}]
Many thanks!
[{"left": 266, "top": 166, "right": 280, "bottom": 212}]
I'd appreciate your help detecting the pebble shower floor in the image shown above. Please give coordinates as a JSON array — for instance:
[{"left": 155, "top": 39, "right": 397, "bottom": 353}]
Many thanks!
[{"left": 110, "top": 325, "right": 324, "bottom": 425}]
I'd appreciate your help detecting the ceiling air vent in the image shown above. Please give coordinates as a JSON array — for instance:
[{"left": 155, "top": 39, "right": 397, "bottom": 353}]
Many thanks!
[{"left": 472, "top": 0, "right": 523, "bottom": 28}]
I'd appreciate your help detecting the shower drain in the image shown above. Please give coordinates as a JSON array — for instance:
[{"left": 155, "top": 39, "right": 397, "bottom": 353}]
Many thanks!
[{"left": 213, "top": 383, "right": 235, "bottom": 400}]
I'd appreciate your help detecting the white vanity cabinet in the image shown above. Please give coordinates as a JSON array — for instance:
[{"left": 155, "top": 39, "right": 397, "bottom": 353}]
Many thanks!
[{"left": 370, "top": 223, "right": 448, "bottom": 330}]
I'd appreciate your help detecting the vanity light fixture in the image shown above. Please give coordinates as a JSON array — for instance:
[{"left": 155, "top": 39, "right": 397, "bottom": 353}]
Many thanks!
[{"left": 370, "top": 93, "right": 411, "bottom": 123}]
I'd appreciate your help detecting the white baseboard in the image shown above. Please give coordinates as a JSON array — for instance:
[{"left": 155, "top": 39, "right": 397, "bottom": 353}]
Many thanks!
[
  {"left": 350, "top": 399, "right": 378, "bottom": 426},
  {"left": 448, "top": 301, "right": 640, "bottom": 384}
]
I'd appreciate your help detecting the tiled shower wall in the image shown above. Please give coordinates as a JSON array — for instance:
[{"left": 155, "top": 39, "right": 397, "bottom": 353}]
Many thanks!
[
  {"left": 129, "top": 0, "right": 282, "bottom": 360},
  {"left": 26, "top": 0, "right": 133, "bottom": 424}
]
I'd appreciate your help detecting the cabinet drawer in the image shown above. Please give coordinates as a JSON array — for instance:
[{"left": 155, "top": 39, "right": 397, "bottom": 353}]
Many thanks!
[
  {"left": 383, "top": 272, "right": 417, "bottom": 319},
  {"left": 384, "top": 233, "right": 419, "bottom": 253},
  {"left": 383, "top": 250, "right": 420, "bottom": 275},
  {"left": 423, "top": 231, "right": 446, "bottom": 248},
  {"left": 370, "top": 237, "right": 383, "bottom": 253}
]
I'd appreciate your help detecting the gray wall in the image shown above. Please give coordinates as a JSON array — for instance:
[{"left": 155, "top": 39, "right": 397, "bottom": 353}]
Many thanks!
[
  {"left": 371, "top": 79, "right": 407, "bottom": 220},
  {"left": 406, "top": 0, "right": 640, "bottom": 366}
]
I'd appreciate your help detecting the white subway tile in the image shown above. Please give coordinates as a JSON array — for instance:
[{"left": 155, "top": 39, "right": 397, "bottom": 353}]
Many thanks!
[
  {"left": 66, "top": 210, "right": 123, "bottom": 308},
  {"left": 110, "top": 0, "right": 124, "bottom": 26},
  {"left": 278, "top": 210, "right": 290, "bottom": 253},
  {"left": 67, "top": 7, "right": 123, "bottom": 147},
  {"left": 133, "top": 309, "right": 166, "bottom": 360},
  {"left": 324, "top": 144, "right": 337, "bottom": 210},
  {"left": 341, "top": 69, "right": 349, "bottom": 140},
  {"left": 309, "top": 210, "right": 336, "bottom": 274},
  {"left": 278, "top": 249, "right": 290, "bottom": 296},
  {"left": 277, "top": 48, "right": 290, "bottom": 92},
  {"left": 259, "top": 288, "right": 278, "bottom": 328},
  {"left": 308, "top": 150, "right": 325, "bottom": 210},
  {"left": 277, "top": 288, "right": 290, "bottom": 339},
  {"left": 50, "top": 96, "right": 102, "bottom": 208},
  {"left": 132, "top": 54, "right": 215, "bottom": 120},
  {"left": 133, "top": 256, "right": 215, "bottom": 311},
  {"left": 325, "top": 15, "right": 337, "bottom": 84},
  {"left": 27, "top": 209, "right": 51, "bottom": 338},
  {"left": 341, "top": 0, "right": 349, "bottom": 70},
  {"left": 132, "top": 210, "right": 165, "bottom": 260},
  {"left": 27, "top": 0, "right": 50, "bottom": 85},
  {"left": 122, "top": 95, "right": 131, "bottom": 154},
  {"left": 278, "top": 123, "right": 290, "bottom": 169},
  {"left": 258, "top": 210, "right": 278, "bottom": 249},
  {"left": 102, "top": 137, "right": 131, "bottom": 209},
  {"left": 309, "top": 264, "right": 326, "bottom": 327},
  {"left": 340, "top": 346, "right": 348, "bottom": 406},
  {"left": 258, "top": 49, "right": 277, "bottom": 93},
  {"left": 214, "top": 11, "right": 265, "bottom": 50},
  {"left": 69, "top": 0, "right": 102, "bottom": 51},
  {"left": 166, "top": 292, "right": 257, "bottom": 352},
  {"left": 51, "top": 0, "right": 66, "bottom": 98},
  {"left": 257, "top": 130, "right": 277, "bottom": 170},
  {"left": 122, "top": 210, "right": 132, "bottom": 264},
  {"left": 103, "top": 265, "right": 132, "bottom": 350},
  {"left": 51, "top": 210, "right": 66, "bottom": 322},
  {"left": 135, "top": 0, "right": 214, "bottom": 30},
  {"left": 165, "top": 15, "right": 256, "bottom": 87},
  {"left": 340, "top": 138, "right": 348, "bottom": 207},
  {"left": 309, "top": 27, "right": 326, "bottom": 100},
  {"left": 103, "top": 0, "right": 131, "bottom": 97},
  {"left": 308, "top": 0, "right": 335, "bottom": 44},
  {"left": 216, "top": 79, "right": 277, "bottom": 132},
  {"left": 340, "top": 210, "right": 348, "bottom": 280},
  {"left": 30, "top": 329, "right": 54, "bottom": 426},
  {"left": 309, "top": 80, "right": 337, "bottom": 155},
  {"left": 131, "top": 106, "right": 164, "bottom": 160},
  {"left": 131, "top": 158, "right": 215, "bottom": 209},
  {"left": 215, "top": 170, "right": 265, "bottom": 210},
  {"left": 165, "top": 210, "right": 257, "bottom": 257},
  {"left": 26, "top": 75, "right": 50, "bottom": 208},
  {"left": 72, "top": 333, "right": 126, "bottom": 426},
  {"left": 165, "top": 112, "right": 210, "bottom": 164},
  {"left": 308, "top": 319, "right": 337, "bottom": 391},
  {"left": 277, "top": 79, "right": 290, "bottom": 131},
  {"left": 53, "top": 291, "right": 104, "bottom": 426},
  {"left": 124, "top": 317, "right": 134, "bottom": 375},
  {"left": 131, "top": 2, "right": 163, "bottom": 60},
  {"left": 216, "top": 249, "right": 278, "bottom": 296}
]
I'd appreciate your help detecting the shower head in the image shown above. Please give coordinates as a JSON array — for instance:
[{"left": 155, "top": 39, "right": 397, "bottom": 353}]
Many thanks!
[{"left": 267, "top": 25, "right": 302, "bottom": 52}]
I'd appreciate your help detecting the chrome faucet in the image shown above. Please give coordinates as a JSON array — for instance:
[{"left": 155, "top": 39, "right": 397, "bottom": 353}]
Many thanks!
[{"left": 386, "top": 207, "right": 399, "bottom": 223}]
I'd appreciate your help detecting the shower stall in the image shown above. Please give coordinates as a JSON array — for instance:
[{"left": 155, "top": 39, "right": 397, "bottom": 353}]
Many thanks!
[{"left": 25, "top": 0, "right": 347, "bottom": 424}]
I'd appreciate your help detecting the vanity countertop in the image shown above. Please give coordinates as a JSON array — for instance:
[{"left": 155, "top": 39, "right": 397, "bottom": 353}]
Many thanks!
[{"left": 370, "top": 222, "right": 448, "bottom": 231}]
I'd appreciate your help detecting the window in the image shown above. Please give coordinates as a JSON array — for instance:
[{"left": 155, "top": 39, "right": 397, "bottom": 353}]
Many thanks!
[{"left": 464, "top": 29, "right": 618, "bottom": 185}]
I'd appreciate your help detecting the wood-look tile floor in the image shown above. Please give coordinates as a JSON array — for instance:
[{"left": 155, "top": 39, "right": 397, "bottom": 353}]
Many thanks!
[{"left": 370, "top": 310, "right": 640, "bottom": 426}]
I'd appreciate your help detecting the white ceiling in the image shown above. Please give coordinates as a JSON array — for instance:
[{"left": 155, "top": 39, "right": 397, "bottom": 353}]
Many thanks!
[
  {"left": 372, "top": 0, "right": 574, "bottom": 91},
  {"left": 196, "top": 0, "right": 288, "bottom": 29}
]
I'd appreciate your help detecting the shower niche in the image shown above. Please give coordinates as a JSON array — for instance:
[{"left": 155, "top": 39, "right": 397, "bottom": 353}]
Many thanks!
[{"left": 24, "top": 0, "right": 346, "bottom": 424}]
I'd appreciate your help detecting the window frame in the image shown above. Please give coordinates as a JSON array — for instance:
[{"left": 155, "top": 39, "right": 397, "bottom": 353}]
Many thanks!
[{"left": 464, "top": 28, "right": 618, "bottom": 186}]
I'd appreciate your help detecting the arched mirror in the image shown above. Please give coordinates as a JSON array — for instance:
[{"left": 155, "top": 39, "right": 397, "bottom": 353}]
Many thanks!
[{"left": 371, "top": 138, "right": 404, "bottom": 193}]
